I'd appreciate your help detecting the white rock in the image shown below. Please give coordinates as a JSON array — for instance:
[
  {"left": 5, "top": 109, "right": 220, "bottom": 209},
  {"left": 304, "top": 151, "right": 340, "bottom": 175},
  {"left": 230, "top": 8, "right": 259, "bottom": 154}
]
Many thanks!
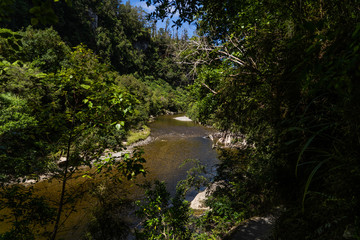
[
  {"left": 190, "top": 190, "right": 210, "bottom": 210},
  {"left": 173, "top": 116, "right": 192, "bottom": 121},
  {"left": 190, "top": 181, "right": 226, "bottom": 210}
]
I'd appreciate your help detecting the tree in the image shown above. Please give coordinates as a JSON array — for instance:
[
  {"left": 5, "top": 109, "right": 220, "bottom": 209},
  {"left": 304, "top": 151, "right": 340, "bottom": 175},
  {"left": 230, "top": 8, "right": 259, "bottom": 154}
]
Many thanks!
[
  {"left": 144, "top": 0, "right": 360, "bottom": 238},
  {"left": 0, "top": 59, "right": 56, "bottom": 181},
  {"left": 46, "top": 45, "right": 141, "bottom": 239},
  {"left": 0, "top": 38, "right": 147, "bottom": 238},
  {"left": 0, "top": 92, "right": 41, "bottom": 180}
]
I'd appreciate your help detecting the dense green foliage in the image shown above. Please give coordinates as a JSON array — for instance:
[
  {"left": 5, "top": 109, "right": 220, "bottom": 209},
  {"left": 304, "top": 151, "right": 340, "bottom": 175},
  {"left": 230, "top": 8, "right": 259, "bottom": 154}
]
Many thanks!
[
  {"left": 0, "top": 1, "right": 191, "bottom": 239},
  {"left": 136, "top": 181, "right": 192, "bottom": 239},
  {"left": 146, "top": 0, "right": 360, "bottom": 239},
  {"left": 0, "top": 0, "right": 190, "bottom": 177},
  {"left": 1, "top": 0, "right": 359, "bottom": 239}
]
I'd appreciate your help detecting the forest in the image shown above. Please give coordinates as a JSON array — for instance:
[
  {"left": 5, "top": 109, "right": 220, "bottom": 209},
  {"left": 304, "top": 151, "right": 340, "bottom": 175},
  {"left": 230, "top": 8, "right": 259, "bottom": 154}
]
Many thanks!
[{"left": 0, "top": 0, "right": 359, "bottom": 239}]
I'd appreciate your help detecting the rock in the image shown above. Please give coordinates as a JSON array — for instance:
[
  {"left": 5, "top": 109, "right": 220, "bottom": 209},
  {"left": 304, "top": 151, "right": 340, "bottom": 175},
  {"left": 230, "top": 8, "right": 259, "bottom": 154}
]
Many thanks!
[
  {"left": 209, "top": 131, "right": 248, "bottom": 149},
  {"left": 223, "top": 206, "right": 285, "bottom": 240},
  {"left": 190, "top": 181, "right": 226, "bottom": 210},
  {"left": 190, "top": 190, "right": 210, "bottom": 210},
  {"left": 58, "top": 157, "right": 68, "bottom": 168},
  {"left": 164, "top": 110, "right": 177, "bottom": 115},
  {"left": 209, "top": 134, "right": 214, "bottom": 141},
  {"left": 224, "top": 207, "right": 284, "bottom": 240},
  {"left": 224, "top": 216, "right": 275, "bottom": 240},
  {"left": 224, "top": 134, "right": 232, "bottom": 146}
]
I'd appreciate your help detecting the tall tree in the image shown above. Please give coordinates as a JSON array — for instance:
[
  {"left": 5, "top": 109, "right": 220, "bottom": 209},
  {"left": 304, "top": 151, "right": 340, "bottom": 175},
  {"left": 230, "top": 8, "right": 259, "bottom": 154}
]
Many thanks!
[{"left": 144, "top": 0, "right": 360, "bottom": 238}]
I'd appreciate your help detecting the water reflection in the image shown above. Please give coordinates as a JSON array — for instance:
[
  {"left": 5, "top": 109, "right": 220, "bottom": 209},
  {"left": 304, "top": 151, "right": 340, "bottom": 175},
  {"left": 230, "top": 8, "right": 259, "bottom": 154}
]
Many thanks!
[
  {"left": 0, "top": 115, "right": 218, "bottom": 239},
  {"left": 142, "top": 114, "right": 218, "bottom": 195}
]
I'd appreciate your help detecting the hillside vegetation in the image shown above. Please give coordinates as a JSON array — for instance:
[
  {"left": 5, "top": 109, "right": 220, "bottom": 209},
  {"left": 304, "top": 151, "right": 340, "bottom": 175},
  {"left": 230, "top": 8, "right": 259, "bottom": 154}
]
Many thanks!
[{"left": 1, "top": 0, "right": 360, "bottom": 239}]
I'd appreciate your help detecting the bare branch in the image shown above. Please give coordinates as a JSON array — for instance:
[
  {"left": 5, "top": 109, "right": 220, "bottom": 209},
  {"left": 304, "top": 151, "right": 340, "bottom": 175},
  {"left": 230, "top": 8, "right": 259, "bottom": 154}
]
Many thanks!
[
  {"left": 173, "top": 34, "right": 260, "bottom": 84},
  {"left": 201, "top": 82, "right": 218, "bottom": 95}
]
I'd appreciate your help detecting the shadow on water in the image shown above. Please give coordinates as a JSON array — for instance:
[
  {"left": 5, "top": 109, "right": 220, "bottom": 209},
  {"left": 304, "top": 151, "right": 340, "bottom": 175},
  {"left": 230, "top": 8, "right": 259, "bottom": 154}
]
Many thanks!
[{"left": 0, "top": 114, "right": 218, "bottom": 239}]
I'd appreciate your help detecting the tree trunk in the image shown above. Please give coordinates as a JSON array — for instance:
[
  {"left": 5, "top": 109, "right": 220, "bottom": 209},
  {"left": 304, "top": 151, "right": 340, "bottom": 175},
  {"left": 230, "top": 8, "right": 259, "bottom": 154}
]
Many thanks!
[{"left": 50, "top": 124, "right": 73, "bottom": 240}]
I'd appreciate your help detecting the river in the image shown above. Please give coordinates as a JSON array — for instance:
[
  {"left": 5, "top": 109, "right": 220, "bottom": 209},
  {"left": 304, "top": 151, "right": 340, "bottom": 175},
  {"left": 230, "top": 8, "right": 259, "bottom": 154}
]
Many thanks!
[
  {"left": 142, "top": 114, "right": 218, "bottom": 193},
  {"left": 0, "top": 114, "right": 219, "bottom": 239}
]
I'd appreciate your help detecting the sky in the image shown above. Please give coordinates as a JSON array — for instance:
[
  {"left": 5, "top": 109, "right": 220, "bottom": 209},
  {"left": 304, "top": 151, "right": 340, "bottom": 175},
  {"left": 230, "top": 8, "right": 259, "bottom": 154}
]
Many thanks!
[{"left": 127, "top": 0, "right": 197, "bottom": 38}]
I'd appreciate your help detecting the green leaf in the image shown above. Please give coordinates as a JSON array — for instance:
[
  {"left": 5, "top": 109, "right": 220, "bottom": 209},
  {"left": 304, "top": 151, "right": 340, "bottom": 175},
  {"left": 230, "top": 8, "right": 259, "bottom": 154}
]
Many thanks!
[
  {"left": 35, "top": 73, "right": 47, "bottom": 78},
  {"left": 295, "top": 134, "right": 316, "bottom": 177},
  {"left": 80, "top": 84, "right": 90, "bottom": 90},
  {"left": 302, "top": 159, "right": 329, "bottom": 212},
  {"left": 295, "top": 126, "right": 330, "bottom": 176}
]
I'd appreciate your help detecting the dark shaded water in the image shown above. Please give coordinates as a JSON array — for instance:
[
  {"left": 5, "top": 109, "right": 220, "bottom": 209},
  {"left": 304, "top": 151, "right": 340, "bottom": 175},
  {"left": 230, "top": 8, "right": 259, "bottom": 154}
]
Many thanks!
[{"left": 0, "top": 115, "right": 218, "bottom": 239}]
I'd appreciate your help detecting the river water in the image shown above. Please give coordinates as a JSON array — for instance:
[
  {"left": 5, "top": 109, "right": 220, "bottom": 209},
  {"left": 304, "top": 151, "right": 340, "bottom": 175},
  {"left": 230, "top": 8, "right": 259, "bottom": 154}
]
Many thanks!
[
  {"left": 142, "top": 115, "right": 218, "bottom": 193},
  {"left": 0, "top": 114, "right": 219, "bottom": 239}
]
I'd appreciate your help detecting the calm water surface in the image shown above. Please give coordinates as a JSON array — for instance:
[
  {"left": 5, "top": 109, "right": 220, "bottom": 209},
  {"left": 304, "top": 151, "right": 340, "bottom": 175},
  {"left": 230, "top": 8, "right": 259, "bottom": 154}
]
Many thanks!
[
  {"left": 0, "top": 115, "right": 218, "bottom": 239},
  {"left": 142, "top": 115, "right": 218, "bottom": 193}
]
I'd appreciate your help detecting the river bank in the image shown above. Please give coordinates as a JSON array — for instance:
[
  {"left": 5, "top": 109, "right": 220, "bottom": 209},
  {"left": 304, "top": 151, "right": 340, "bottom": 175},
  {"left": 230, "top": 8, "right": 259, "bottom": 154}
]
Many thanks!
[
  {"left": 12, "top": 133, "right": 153, "bottom": 186},
  {"left": 1, "top": 114, "right": 219, "bottom": 239},
  {"left": 10, "top": 118, "right": 156, "bottom": 185}
]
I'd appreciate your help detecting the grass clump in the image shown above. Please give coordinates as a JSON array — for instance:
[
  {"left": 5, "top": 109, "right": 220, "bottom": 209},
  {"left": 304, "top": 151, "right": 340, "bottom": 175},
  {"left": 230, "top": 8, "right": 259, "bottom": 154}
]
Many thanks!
[{"left": 126, "top": 125, "right": 150, "bottom": 145}]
